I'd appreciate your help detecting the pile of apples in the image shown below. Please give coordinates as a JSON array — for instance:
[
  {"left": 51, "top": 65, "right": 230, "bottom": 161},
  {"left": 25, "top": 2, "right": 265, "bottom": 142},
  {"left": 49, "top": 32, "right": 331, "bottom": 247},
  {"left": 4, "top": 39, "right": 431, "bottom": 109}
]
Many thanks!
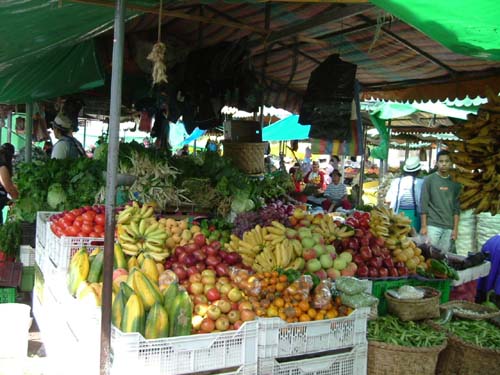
[
  {"left": 186, "top": 269, "right": 256, "bottom": 333},
  {"left": 164, "top": 232, "right": 247, "bottom": 282},
  {"left": 335, "top": 213, "right": 410, "bottom": 278}
]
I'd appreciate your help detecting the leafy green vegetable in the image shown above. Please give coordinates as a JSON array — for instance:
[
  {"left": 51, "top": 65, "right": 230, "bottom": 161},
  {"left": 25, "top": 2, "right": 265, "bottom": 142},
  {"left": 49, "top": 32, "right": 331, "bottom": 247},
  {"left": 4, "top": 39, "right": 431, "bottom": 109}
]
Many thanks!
[
  {"left": 0, "top": 220, "right": 22, "bottom": 257},
  {"left": 47, "top": 183, "right": 67, "bottom": 210}
]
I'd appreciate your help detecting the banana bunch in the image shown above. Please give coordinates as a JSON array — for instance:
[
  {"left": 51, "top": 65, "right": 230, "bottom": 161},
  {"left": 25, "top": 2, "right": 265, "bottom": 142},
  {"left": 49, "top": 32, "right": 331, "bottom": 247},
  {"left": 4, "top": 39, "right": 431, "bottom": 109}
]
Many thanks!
[
  {"left": 370, "top": 206, "right": 412, "bottom": 239},
  {"left": 226, "top": 221, "right": 303, "bottom": 272},
  {"left": 446, "top": 91, "right": 500, "bottom": 215},
  {"left": 116, "top": 201, "right": 155, "bottom": 225},
  {"left": 117, "top": 217, "right": 170, "bottom": 262},
  {"left": 312, "top": 215, "right": 355, "bottom": 241}
]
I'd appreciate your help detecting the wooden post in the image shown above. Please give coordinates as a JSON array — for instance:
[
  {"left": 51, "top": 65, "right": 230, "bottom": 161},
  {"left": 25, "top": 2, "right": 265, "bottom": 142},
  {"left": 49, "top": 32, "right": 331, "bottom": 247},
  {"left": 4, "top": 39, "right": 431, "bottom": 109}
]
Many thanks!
[{"left": 25, "top": 103, "right": 33, "bottom": 163}]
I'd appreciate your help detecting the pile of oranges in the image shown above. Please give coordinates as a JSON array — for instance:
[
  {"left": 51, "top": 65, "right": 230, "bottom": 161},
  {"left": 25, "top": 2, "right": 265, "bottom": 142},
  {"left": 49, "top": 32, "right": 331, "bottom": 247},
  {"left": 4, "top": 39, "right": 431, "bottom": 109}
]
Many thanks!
[{"left": 230, "top": 270, "right": 353, "bottom": 323}]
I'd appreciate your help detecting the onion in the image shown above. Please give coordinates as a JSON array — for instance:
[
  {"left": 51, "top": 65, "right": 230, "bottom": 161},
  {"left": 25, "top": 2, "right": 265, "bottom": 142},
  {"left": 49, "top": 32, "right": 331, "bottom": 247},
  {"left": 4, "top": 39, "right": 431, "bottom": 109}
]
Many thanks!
[
  {"left": 184, "top": 253, "right": 197, "bottom": 267},
  {"left": 175, "top": 246, "right": 186, "bottom": 258},
  {"left": 195, "top": 263, "right": 206, "bottom": 272},
  {"left": 206, "top": 255, "right": 221, "bottom": 267},
  {"left": 205, "top": 246, "right": 218, "bottom": 256},
  {"left": 184, "top": 243, "right": 198, "bottom": 254},
  {"left": 192, "top": 249, "right": 206, "bottom": 262},
  {"left": 225, "top": 252, "right": 242, "bottom": 265},
  {"left": 215, "top": 263, "right": 229, "bottom": 277}
]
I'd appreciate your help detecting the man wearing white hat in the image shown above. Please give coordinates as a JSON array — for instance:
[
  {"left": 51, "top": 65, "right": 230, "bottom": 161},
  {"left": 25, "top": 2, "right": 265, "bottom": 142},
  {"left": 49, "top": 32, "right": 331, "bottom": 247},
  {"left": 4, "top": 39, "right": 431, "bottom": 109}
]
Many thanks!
[
  {"left": 385, "top": 156, "right": 424, "bottom": 232},
  {"left": 51, "top": 113, "right": 86, "bottom": 159}
]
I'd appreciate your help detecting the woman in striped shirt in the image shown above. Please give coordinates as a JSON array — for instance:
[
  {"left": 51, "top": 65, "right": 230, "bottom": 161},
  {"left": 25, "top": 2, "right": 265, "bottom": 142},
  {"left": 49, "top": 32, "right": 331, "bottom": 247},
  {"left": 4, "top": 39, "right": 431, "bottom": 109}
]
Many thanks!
[{"left": 321, "top": 170, "right": 352, "bottom": 212}]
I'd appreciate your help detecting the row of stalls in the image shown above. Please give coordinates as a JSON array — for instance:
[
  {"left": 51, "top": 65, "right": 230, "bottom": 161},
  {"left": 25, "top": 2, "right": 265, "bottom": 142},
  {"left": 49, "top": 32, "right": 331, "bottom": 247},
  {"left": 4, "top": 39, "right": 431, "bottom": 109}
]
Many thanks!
[{"left": 0, "top": 1, "right": 499, "bottom": 374}]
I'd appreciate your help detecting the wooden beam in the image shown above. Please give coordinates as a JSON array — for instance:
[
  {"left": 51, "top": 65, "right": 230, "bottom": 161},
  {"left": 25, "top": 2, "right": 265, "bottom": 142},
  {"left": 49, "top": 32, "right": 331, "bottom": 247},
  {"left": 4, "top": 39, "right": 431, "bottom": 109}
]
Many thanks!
[
  {"left": 358, "top": 15, "right": 457, "bottom": 76},
  {"left": 249, "top": 3, "right": 373, "bottom": 47},
  {"left": 68, "top": 0, "right": 267, "bottom": 34}
]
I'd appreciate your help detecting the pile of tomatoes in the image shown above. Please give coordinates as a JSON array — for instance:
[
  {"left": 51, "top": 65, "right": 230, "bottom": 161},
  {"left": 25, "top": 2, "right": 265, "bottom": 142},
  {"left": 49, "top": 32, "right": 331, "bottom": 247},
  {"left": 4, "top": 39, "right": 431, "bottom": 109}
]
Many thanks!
[{"left": 50, "top": 205, "right": 106, "bottom": 238}]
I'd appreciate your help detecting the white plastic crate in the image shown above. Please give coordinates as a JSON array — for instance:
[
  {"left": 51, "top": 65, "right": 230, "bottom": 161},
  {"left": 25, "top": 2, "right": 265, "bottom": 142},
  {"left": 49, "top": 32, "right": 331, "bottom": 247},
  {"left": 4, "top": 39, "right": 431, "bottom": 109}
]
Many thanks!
[
  {"left": 259, "top": 343, "right": 368, "bottom": 375},
  {"left": 20, "top": 245, "right": 35, "bottom": 266},
  {"left": 36, "top": 211, "right": 56, "bottom": 248},
  {"left": 111, "top": 320, "right": 258, "bottom": 375},
  {"left": 258, "top": 309, "right": 367, "bottom": 359},
  {"left": 46, "top": 226, "right": 104, "bottom": 270}
]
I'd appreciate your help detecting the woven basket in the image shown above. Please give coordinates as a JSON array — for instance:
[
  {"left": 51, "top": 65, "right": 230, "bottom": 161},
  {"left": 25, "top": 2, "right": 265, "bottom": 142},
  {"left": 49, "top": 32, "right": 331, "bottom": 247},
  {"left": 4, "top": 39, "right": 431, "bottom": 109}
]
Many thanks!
[
  {"left": 439, "top": 300, "right": 500, "bottom": 320},
  {"left": 368, "top": 340, "right": 447, "bottom": 375},
  {"left": 435, "top": 333, "right": 500, "bottom": 375},
  {"left": 222, "top": 141, "right": 266, "bottom": 174},
  {"left": 385, "top": 287, "right": 441, "bottom": 321}
]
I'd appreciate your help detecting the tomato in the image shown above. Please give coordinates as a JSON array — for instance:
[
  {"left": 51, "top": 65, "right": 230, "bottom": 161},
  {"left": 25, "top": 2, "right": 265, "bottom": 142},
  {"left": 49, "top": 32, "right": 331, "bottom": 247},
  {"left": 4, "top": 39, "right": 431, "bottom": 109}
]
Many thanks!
[
  {"left": 88, "top": 232, "right": 100, "bottom": 238},
  {"left": 74, "top": 216, "right": 84, "bottom": 225},
  {"left": 94, "top": 214, "right": 105, "bottom": 226},
  {"left": 81, "top": 223, "right": 93, "bottom": 235},
  {"left": 64, "top": 226, "right": 79, "bottom": 237},
  {"left": 63, "top": 212, "right": 76, "bottom": 221},
  {"left": 94, "top": 225, "right": 104, "bottom": 234},
  {"left": 71, "top": 208, "right": 83, "bottom": 216},
  {"left": 77, "top": 232, "right": 87, "bottom": 237},
  {"left": 62, "top": 217, "right": 74, "bottom": 228},
  {"left": 82, "top": 211, "right": 96, "bottom": 222},
  {"left": 72, "top": 220, "right": 82, "bottom": 229}
]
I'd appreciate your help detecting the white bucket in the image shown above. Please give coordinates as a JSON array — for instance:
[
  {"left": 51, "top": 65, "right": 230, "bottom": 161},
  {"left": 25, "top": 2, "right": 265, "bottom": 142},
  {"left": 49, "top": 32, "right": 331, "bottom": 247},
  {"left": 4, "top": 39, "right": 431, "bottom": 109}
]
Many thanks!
[{"left": 0, "top": 303, "right": 32, "bottom": 359}]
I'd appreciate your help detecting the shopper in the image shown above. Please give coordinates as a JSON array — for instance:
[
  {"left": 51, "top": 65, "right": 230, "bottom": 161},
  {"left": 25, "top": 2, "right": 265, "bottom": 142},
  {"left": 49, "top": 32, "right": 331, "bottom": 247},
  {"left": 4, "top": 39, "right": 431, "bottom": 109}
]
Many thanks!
[
  {"left": 0, "top": 143, "right": 19, "bottom": 224},
  {"left": 303, "top": 160, "right": 326, "bottom": 191},
  {"left": 322, "top": 170, "right": 352, "bottom": 212},
  {"left": 385, "top": 156, "right": 424, "bottom": 232},
  {"left": 51, "top": 113, "right": 86, "bottom": 159},
  {"left": 420, "top": 150, "right": 461, "bottom": 252}
]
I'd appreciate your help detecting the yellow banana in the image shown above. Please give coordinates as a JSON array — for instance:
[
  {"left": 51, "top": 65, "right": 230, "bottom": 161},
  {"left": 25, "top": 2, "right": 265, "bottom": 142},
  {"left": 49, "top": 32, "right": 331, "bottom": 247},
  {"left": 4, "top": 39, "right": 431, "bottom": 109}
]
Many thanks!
[
  {"left": 267, "top": 226, "right": 285, "bottom": 236},
  {"left": 271, "top": 221, "right": 286, "bottom": 232},
  {"left": 275, "top": 243, "right": 283, "bottom": 268},
  {"left": 254, "top": 225, "right": 263, "bottom": 244},
  {"left": 142, "top": 206, "right": 155, "bottom": 219},
  {"left": 143, "top": 222, "right": 160, "bottom": 236},
  {"left": 117, "top": 211, "right": 133, "bottom": 225},
  {"left": 146, "top": 251, "right": 170, "bottom": 262},
  {"left": 139, "top": 219, "right": 149, "bottom": 236},
  {"left": 144, "top": 241, "right": 166, "bottom": 253}
]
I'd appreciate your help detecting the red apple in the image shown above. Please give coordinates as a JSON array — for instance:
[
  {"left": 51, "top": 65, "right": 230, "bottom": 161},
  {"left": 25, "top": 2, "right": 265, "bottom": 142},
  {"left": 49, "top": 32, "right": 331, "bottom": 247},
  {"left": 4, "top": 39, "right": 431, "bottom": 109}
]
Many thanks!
[
  {"left": 303, "top": 249, "right": 317, "bottom": 261},
  {"left": 389, "top": 267, "right": 399, "bottom": 277},
  {"left": 211, "top": 241, "right": 222, "bottom": 251},
  {"left": 360, "top": 246, "right": 372, "bottom": 261},
  {"left": 193, "top": 233, "right": 206, "bottom": 247},
  {"left": 354, "top": 229, "right": 364, "bottom": 238},
  {"left": 353, "top": 254, "right": 365, "bottom": 265},
  {"left": 378, "top": 267, "right": 389, "bottom": 278},
  {"left": 348, "top": 238, "right": 360, "bottom": 251},
  {"left": 357, "top": 265, "right": 369, "bottom": 277},
  {"left": 368, "top": 267, "right": 379, "bottom": 278},
  {"left": 383, "top": 257, "right": 394, "bottom": 268}
]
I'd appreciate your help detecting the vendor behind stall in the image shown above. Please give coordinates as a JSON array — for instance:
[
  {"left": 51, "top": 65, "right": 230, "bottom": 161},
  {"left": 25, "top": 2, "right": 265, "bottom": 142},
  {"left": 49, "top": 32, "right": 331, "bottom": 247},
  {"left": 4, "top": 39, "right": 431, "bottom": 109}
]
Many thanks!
[{"left": 51, "top": 114, "right": 86, "bottom": 159}]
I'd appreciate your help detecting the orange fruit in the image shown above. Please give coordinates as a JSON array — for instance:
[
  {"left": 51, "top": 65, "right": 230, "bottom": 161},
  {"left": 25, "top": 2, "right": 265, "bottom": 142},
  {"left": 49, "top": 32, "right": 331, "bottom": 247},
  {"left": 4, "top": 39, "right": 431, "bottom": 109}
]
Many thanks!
[
  {"left": 307, "top": 308, "right": 317, "bottom": 319},
  {"left": 298, "top": 300, "right": 310, "bottom": 312},
  {"left": 274, "top": 297, "right": 285, "bottom": 308},
  {"left": 299, "top": 314, "right": 311, "bottom": 322}
]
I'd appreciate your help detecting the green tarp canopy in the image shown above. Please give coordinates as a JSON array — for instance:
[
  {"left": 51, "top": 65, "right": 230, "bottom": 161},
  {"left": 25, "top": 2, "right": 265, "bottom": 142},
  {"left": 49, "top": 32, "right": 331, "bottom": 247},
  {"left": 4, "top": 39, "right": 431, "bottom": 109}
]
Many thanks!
[
  {"left": 0, "top": 0, "right": 144, "bottom": 103},
  {"left": 372, "top": 0, "right": 500, "bottom": 61}
]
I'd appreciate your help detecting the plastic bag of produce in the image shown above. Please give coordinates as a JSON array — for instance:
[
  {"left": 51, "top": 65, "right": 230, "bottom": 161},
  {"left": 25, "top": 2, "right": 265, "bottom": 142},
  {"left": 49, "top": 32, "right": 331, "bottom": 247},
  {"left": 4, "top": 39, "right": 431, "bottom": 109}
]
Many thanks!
[
  {"left": 286, "top": 275, "right": 314, "bottom": 300},
  {"left": 389, "top": 285, "right": 425, "bottom": 300},
  {"left": 312, "top": 279, "right": 333, "bottom": 309},
  {"left": 335, "top": 276, "right": 367, "bottom": 295},
  {"left": 341, "top": 292, "right": 378, "bottom": 309},
  {"left": 228, "top": 267, "right": 262, "bottom": 297}
]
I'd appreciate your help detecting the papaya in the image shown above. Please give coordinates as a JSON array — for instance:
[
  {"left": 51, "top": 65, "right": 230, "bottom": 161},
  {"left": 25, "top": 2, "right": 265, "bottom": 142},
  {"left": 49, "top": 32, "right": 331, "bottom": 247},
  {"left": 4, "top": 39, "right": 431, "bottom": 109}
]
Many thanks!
[
  {"left": 87, "top": 249, "right": 104, "bottom": 283},
  {"left": 132, "top": 269, "right": 163, "bottom": 311},
  {"left": 67, "top": 248, "right": 90, "bottom": 296},
  {"left": 141, "top": 255, "right": 159, "bottom": 284},
  {"left": 127, "top": 256, "right": 139, "bottom": 272},
  {"left": 112, "top": 287, "right": 127, "bottom": 329},
  {"left": 114, "top": 243, "right": 128, "bottom": 270},
  {"left": 145, "top": 302, "right": 169, "bottom": 339},
  {"left": 121, "top": 293, "right": 145, "bottom": 335},
  {"left": 170, "top": 288, "right": 192, "bottom": 337}
]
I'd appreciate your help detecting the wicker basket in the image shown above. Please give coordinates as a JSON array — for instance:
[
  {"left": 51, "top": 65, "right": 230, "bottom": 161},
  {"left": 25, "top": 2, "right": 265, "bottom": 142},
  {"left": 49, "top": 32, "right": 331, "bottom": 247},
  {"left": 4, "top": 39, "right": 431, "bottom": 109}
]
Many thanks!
[
  {"left": 368, "top": 340, "right": 447, "bottom": 375},
  {"left": 435, "top": 333, "right": 500, "bottom": 375},
  {"left": 439, "top": 300, "right": 500, "bottom": 320},
  {"left": 222, "top": 141, "right": 266, "bottom": 174},
  {"left": 385, "top": 287, "right": 441, "bottom": 321}
]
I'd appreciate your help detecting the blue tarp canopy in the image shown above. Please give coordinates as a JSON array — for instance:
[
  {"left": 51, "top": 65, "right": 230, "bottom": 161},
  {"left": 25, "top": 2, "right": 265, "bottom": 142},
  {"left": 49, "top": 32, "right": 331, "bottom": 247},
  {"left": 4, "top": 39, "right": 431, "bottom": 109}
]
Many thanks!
[
  {"left": 262, "top": 115, "right": 311, "bottom": 141},
  {"left": 169, "top": 121, "right": 206, "bottom": 149},
  {"left": 180, "top": 127, "right": 206, "bottom": 147}
]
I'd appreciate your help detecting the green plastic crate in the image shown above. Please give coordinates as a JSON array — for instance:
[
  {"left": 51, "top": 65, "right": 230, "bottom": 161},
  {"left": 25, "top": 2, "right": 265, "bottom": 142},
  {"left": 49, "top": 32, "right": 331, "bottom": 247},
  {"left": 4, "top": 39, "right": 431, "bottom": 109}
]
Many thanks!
[
  {"left": 371, "top": 277, "right": 451, "bottom": 316},
  {"left": 20, "top": 266, "right": 35, "bottom": 292},
  {"left": 0, "top": 287, "right": 16, "bottom": 303}
]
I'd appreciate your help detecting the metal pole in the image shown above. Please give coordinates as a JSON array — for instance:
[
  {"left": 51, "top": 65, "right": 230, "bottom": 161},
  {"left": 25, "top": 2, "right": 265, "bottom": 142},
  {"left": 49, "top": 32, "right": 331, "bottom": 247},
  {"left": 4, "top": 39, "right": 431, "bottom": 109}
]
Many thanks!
[
  {"left": 25, "top": 103, "right": 33, "bottom": 163},
  {"left": 83, "top": 119, "right": 87, "bottom": 149},
  {"left": 100, "top": 1, "right": 125, "bottom": 374},
  {"left": 7, "top": 112, "right": 12, "bottom": 144},
  {"left": 259, "top": 3, "right": 271, "bottom": 133},
  {"left": 404, "top": 140, "right": 410, "bottom": 160}
]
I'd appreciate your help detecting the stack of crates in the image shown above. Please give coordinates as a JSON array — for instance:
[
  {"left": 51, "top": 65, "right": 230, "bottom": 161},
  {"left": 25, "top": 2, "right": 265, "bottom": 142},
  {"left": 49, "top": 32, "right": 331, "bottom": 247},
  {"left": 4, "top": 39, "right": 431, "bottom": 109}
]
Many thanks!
[
  {"left": 0, "top": 261, "right": 22, "bottom": 303},
  {"left": 257, "top": 309, "right": 368, "bottom": 375}
]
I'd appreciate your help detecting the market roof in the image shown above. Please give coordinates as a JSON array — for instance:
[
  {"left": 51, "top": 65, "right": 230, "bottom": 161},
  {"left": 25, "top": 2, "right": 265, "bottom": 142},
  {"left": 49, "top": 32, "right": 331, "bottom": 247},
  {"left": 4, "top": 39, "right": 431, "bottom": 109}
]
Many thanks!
[{"left": 1, "top": 1, "right": 500, "bottom": 110}]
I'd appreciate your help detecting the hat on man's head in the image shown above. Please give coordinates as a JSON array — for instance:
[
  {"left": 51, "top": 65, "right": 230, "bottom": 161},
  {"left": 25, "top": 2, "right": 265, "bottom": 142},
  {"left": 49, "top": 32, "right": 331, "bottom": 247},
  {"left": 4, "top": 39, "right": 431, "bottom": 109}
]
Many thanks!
[
  {"left": 403, "top": 156, "right": 421, "bottom": 172},
  {"left": 52, "top": 113, "right": 72, "bottom": 131}
]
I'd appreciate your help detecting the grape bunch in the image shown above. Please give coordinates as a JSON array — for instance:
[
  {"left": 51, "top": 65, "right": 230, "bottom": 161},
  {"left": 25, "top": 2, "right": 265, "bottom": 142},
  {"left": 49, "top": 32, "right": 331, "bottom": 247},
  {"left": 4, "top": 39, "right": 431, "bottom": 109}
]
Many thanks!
[{"left": 232, "top": 199, "right": 295, "bottom": 237}]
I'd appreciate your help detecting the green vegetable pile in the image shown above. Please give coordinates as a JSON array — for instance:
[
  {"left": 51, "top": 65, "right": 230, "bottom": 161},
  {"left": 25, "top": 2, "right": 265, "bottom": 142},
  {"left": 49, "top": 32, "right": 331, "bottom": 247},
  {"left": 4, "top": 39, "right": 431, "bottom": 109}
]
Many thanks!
[
  {"left": 0, "top": 220, "right": 22, "bottom": 257},
  {"left": 11, "top": 158, "right": 106, "bottom": 222},
  {"left": 368, "top": 315, "right": 446, "bottom": 347},
  {"left": 443, "top": 319, "right": 500, "bottom": 350}
]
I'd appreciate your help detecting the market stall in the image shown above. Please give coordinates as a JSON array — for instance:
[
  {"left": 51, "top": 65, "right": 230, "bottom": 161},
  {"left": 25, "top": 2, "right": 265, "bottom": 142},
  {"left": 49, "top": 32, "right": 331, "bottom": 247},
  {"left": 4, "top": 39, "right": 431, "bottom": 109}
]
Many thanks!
[{"left": 1, "top": 2, "right": 500, "bottom": 375}]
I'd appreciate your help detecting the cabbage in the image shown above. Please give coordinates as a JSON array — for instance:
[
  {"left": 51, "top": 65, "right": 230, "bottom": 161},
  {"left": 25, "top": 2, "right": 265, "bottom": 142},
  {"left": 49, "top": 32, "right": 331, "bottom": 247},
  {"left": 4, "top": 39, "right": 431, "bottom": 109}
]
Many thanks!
[
  {"left": 47, "top": 183, "right": 67, "bottom": 210},
  {"left": 230, "top": 193, "right": 255, "bottom": 214}
]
